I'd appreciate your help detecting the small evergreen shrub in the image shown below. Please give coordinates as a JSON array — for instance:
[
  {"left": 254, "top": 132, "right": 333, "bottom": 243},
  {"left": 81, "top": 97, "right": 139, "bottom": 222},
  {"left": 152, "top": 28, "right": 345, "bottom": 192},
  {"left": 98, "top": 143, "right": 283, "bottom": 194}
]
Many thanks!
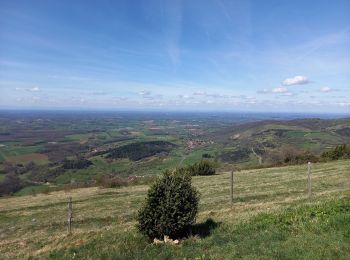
[
  {"left": 187, "top": 160, "right": 216, "bottom": 176},
  {"left": 321, "top": 144, "right": 350, "bottom": 161},
  {"left": 137, "top": 169, "right": 199, "bottom": 239}
]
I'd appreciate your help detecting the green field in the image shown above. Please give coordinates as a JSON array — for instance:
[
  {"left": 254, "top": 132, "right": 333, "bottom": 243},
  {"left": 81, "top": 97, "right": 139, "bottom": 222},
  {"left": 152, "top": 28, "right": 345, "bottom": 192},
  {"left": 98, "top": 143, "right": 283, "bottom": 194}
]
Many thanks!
[
  {"left": 0, "top": 144, "right": 43, "bottom": 163},
  {"left": 1, "top": 160, "right": 349, "bottom": 259},
  {"left": 14, "top": 185, "right": 51, "bottom": 196}
]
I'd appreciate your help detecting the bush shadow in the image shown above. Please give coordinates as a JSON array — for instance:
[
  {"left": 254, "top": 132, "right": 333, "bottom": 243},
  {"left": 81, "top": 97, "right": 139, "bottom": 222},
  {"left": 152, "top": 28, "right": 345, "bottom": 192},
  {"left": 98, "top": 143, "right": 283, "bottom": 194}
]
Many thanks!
[{"left": 189, "top": 218, "right": 221, "bottom": 238}]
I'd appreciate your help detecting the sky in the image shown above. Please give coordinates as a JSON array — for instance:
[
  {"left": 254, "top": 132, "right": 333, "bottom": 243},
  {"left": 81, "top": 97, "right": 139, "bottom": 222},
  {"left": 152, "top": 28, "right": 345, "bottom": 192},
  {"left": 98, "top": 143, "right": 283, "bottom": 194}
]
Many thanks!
[{"left": 0, "top": 0, "right": 349, "bottom": 113}]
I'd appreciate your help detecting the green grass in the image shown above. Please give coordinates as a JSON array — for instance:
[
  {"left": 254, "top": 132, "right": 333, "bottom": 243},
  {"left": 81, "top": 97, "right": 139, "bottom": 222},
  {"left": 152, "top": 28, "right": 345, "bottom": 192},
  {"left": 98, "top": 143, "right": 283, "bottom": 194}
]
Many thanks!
[
  {"left": 117, "top": 147, "right": 219, "bottom": 176},
  {"left": 6, "top": 153, "right": 49, "bottom": 165},
  {"left": 284, "top": 130, "right": 307, "bottom": 138},
  {"left": 15, "top": 185, "right": 51, "bottom": 196},
  {"left": 0, "top": 173, "right": 5, "bottom": 183},
  {"left": 181, "top": 148, "right": 218, "bottom": 166},
  {"left": 91, "top": 157, "right": 131, "bottom": 173},
  {"left": 64, "top": 133, "right": 91, "bottom": 141},
  {"left": 48, "top": 199, "right": 350, "bottom": 259},
  {"left": 0, "top": 160, "right": 349, "bottom": 259},
  {"left": 55, "top": 168, "right": 98, "bottom": 185},
  {"left": 106, "top": 129, "right": 124, "bottom": 138},
  {"left": 283, "top": 130, "right": 342, "bottom": 151},
  {"left": 84, "top": 148, "right": 218, "bottom": 177},
  {"left": 55, "top": 157, "right": 136, "bottom": 184}
]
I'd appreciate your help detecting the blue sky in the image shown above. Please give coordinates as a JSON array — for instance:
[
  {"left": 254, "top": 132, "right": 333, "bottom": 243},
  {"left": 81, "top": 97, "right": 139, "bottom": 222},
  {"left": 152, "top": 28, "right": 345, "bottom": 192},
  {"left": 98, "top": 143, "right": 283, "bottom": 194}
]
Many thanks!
[{"left": 0, "top": 0, "right": 349, "bottom": 112}]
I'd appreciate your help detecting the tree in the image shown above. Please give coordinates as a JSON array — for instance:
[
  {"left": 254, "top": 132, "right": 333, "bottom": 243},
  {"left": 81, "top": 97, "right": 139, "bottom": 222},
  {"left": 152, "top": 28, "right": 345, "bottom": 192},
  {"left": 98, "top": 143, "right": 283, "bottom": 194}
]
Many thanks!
[
  {"left": 137, "top": 169, "right": 199, "bottom": 239},
  {"left": 321, "top": 144, "right": 350, "bottom": 160},
  {"left": 186, "top": 160, "right": 216, "bottom": 176},
  {"left": 62, "top": 157, "right": 92, "bottom": 169},
  {"left": 0, "top": 174, "right": 23, "bottom": 196}
]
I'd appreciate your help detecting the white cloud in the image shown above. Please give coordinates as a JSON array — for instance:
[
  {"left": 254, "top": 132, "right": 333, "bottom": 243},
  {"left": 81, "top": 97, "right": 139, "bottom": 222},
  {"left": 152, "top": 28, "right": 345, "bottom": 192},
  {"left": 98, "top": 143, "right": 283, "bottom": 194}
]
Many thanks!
[
  {"left": 113, "top": 97, "right": 128, "bottom": 102},
  {"left": 320, "top": 87, "right": 332, "bottom": 93},
  {"left": 27, "top": 87, "right": 40, "bottom": 92},
  {"left": 206, "top": 93, "right": 225, "bottom": 98},
  {"left": 90, "top": 91, "right": 107, "bottom": 96},
  {"left": 282, "top": 92, "right": 295, "bottom": 96},
  {"left": 190, "top": 91, "right": 233, "bottom": 99},
  {"left": 258, "top": 88, "right": 294, "bottom": 95},
  {"left": 282, "top": 76, "right": 309, "bottom": 86},
  {"left": 178, "top": 94, "right": 191, "bottom": 99},
  {"left": 337, "top": 101, "right": 350, "bottom": 107},
  {"left": 138, "top": 90, "right": 151, "bottom": 96},
  {"left": 137, "top": 90, "right": 163, "bottom": 100},
  {"left": 257, "top": 89, "right": 270, "bottom": 94},
  {"left": 272, "top": 87, "right": 288, "bottom": 93},
  {"left": 193, "top": 91, "right": 206, "bottom": 96},
  {"left": 146, "top": 94, "right": 163, "bottom": 100},
  {"left": 15, "top": 86, "right": 41, "bottom": 92}
]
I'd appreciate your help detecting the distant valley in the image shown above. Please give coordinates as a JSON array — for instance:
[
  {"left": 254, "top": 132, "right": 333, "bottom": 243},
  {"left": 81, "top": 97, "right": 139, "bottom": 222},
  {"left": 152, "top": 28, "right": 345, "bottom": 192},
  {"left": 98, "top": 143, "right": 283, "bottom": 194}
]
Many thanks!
[{"left": 0, "top": 111, "right": 349, "bottom": 196}]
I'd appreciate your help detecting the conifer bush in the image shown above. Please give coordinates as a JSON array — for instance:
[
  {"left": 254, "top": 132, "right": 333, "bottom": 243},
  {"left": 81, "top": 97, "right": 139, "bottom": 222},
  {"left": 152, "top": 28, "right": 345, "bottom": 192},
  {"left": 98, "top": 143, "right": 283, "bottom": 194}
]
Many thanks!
[
  {"left": 137, "top": 169, "right": 199, "bottom": 239},
  {"left": 187, "top": 160, "right": 216, "bottom": 176}
]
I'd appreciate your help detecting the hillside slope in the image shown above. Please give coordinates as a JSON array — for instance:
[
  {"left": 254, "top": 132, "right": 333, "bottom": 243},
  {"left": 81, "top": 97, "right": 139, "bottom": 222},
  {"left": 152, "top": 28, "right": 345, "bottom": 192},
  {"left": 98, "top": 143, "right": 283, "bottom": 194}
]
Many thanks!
[
  {"left": 0, "top": 160, "right": 349, "bottom": 259},
  {"left": 215, "top": 118, "right": 350, "bottom": 166}
]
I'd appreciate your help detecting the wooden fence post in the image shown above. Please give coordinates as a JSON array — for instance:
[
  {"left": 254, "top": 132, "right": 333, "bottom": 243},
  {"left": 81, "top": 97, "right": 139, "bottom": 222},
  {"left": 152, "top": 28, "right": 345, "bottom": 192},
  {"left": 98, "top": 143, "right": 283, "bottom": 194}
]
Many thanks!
[
  {"left": 307, "top": 162, "right": 312, "bottom": 197},
  {"left": 230, "top": 170, "right": 234, "bottom": 207},
  {"left": 67, "top": 197, "right": 73, "bottom": 234}
]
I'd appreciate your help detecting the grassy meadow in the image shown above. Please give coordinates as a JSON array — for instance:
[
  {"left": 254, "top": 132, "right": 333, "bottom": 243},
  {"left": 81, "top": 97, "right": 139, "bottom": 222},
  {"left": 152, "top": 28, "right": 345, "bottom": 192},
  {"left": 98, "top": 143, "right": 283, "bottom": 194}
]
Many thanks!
[{"left": 0, "top": 160, "right": 349, "bottom": 259}]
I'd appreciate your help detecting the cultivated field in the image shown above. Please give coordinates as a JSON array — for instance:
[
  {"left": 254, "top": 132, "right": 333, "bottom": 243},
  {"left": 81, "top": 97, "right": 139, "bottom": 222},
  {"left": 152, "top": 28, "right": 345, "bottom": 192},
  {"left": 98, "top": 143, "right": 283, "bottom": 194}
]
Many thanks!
[
  {"left": 0, "top": 160, "right": 349, "bottom": 259},
  {"left": 1, "top": 112, "right": 349, "bottom": 197}
]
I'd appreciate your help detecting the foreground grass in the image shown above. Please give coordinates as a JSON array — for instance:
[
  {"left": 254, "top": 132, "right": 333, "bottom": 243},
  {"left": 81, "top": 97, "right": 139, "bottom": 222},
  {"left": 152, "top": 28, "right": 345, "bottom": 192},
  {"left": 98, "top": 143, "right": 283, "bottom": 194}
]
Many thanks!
[{"left": 0, "top": 160, "right": 349, "bottom": 259}]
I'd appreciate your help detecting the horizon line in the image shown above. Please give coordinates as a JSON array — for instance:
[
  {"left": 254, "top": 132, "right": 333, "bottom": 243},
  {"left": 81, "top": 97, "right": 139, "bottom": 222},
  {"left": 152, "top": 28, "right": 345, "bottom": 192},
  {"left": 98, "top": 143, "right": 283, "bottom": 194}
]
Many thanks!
[{"left": 0, "top": 107, "right": 349, "bottom": 116}]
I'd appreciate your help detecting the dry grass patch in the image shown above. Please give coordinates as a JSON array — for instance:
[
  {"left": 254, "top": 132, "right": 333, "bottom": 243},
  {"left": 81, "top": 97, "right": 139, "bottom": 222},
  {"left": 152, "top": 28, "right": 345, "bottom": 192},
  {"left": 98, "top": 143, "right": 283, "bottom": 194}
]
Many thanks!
[{"left": 6, "top": 153, "right": 48, "bottom": 165}]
